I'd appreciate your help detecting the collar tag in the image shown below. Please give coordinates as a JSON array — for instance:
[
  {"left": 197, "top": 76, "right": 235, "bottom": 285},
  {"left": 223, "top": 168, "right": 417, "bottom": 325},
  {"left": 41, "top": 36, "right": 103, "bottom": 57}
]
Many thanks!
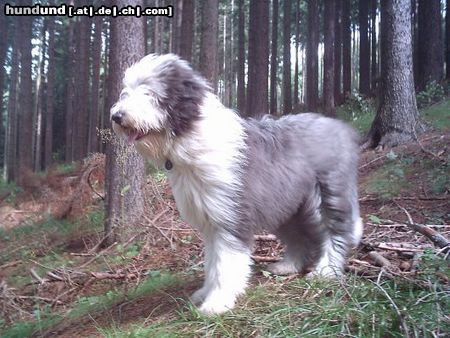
[{"left": 165, "top": 159, "right": 173, "bottom": 170}]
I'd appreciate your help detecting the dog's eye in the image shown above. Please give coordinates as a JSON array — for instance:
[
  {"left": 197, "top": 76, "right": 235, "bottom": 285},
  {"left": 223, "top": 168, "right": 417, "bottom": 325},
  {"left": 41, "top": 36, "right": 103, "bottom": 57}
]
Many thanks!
[{"left": 120, "top": 92, "right": 129, "bottom": 100}]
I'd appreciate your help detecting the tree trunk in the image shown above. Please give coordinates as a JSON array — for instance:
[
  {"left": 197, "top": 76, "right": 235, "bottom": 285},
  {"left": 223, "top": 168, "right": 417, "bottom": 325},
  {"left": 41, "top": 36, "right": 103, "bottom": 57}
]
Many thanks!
[
  {"left": 246, "top": 0, "right": 269, "bottom": 117},
  {"left": 359, "top": 0, "right": 370, "bottom": 96},
  {"left": 323, "top": 0, "right": 336, "bottom": 116},
  {"left": 180, "top": 0, "right": 195, "bottom": 62},
  {"left": 34, "top": 18, "right": 48, "bottom": 172},
  {"left": 446, "top": 0, "right": 450, "bottom": 79},
  {"left": 199, "top": 0, "right": 219, "bottom": 91},
  {"left": 236, "top": 0, "right": 246, "bottom": 114},
  {"left": 306, "top": 0, "right": 319, "bottom": 111},
  {"left": 282, "top": 0, "right": 292, "bottom": 115},
  {"left": 342, "top": 0, "right": 351, "bottom": 98},
  {"left": 6, "top": 21, "right": 20, "bottom": 182},
  {"left": 89, "top": 16, "right": 103, "bottom": 154},
  {"left": 17, "top": 7, "right": 33, "bottom": 185},
  {"left": 417, "top": 0, "right": 443, "bottom": 90},
  {"left": 105, "top": 0, "right": 146, "bottom": 246},
  {"left": 44, "top": 14, "right": 56, "bottom": 169},
  {"left": 293, "top": 0, "right": 300, "bottom": 108},
  {"left": 74, "top": 15, "right": 91, "bottom": 161},
  {"left": 370, "top": 0, "right": 378, "bottom": 93},
  {"left": 0, "top": 12, "right": 8, "bottom": 170},
  {"left": 334, "top": 0, "right": 342, "bottom": 105},
  {"left": 65, "top": 17, "right": 76, "bottom": 162},
  {"left": 364, "top": 0, "right": 424, "bottom": 149},
  {"left": 270, "top": 0, "right": 279, "bottom": 115}
]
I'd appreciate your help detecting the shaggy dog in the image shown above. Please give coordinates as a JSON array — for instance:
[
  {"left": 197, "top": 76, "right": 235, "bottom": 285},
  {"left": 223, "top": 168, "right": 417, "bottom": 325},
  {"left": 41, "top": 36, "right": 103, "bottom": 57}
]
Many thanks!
[{"left": 111, "top": 54, "right": 363, "bottom": 314}]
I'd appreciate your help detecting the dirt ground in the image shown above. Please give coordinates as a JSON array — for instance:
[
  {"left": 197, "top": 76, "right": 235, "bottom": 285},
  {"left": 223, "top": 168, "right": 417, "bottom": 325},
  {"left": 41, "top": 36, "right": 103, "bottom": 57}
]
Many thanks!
[{"left": 0, "top": 132, "right": 448, "bottom": 337}]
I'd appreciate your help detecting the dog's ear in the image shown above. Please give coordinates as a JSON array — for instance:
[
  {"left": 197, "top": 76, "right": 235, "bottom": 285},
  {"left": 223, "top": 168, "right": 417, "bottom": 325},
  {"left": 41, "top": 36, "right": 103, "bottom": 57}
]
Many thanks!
[{"left": 166, "top": 72, "right": 208, "bottom": 136}]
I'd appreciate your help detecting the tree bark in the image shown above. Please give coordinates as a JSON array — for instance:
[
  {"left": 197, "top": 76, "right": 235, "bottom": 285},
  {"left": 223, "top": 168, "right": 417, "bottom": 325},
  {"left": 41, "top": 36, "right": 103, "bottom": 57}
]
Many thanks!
[
  {"left": 446, "top": 0, "right": 450, "bottom": 79},
  {"left": 89, "top": 16, "right": 103, "bottom": 154},
  {"left": 282, "top": 0, "right": 292, "bottom": 115},
  {"left": 359, "top": 0, "right": 371, "bottom": 96},
  {"left": 105, "top": 0, "right": 146, "bottom": 246},
  {"left": 334, "top": 0, "right": 342, "bottom": 105},
  {"left": 417, "top": 0, "right": 443, "bottom": 90},
  {"left": 342, "top": 0, "right": 351, "bottom": 98},
  {"left": 180, "top": 0, "right": 195, "bottom": 62},
  {"left": 6, "top": 21, "right": 20, "bottom": 182},
  {"left": 199, "top": 0, "right": 219, "bottom": 91},
  {"left": 293, "top": 0, "right": 300, "bottom": 108},
  {"left": 370, "top": 0, "right": 378, "bottom": 93},
  {"left": 17, "top": 5, "right": 33, "bottom": 185},
  {"left": 324, "top": 0, "right": 336, "bottom": 116},
  {"left": 364, "top": 0, "right": 424, "bottom": 149},
  {"left": 270, "top": 0, "right": 279, "bottom": 115},
  {"left": 44, "top": 14, "right": 56, "bottom": 169},
  {"left": 236, "top": 0, "right": 246, "bottom": 114},
  {"left": 306, "top": 0, "right": 319, "bottom": 111},
  {"left": 246, "top": 0, "right": 269, "bottom": 116},
  {"left": 0, "top": 12, "right": 8, "bottom": 170}
]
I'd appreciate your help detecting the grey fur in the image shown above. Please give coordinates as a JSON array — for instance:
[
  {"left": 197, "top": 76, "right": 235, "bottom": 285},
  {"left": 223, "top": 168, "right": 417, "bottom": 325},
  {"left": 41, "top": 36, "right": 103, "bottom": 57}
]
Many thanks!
[{"left": 235, "top": 113, "right": 361, "bottom": 274}]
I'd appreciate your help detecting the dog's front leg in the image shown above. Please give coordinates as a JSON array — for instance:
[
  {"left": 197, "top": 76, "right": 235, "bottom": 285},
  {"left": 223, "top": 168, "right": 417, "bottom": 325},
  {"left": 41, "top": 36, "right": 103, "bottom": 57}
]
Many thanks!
[{"left": 193, "top": 229, "right": 252, "bottom": 315}]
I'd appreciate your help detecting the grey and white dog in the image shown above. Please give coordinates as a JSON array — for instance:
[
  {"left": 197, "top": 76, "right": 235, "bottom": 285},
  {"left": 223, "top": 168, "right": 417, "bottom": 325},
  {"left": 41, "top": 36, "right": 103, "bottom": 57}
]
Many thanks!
[{"left": 111, "top": 54, "right": 363, "bottom": 314}]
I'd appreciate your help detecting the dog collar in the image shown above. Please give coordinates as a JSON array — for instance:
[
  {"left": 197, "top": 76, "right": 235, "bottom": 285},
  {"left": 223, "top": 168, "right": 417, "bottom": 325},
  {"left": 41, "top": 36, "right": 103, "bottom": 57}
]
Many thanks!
[{"left": 165, "top": 159, "right": 173, "bottom": 170}]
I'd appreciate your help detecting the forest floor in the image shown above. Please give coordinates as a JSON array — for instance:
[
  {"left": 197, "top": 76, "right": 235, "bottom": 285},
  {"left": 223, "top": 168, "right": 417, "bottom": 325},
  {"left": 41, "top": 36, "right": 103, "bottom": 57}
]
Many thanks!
[{"left": 0, "top": 100, "right": 449, "bottom": 337}]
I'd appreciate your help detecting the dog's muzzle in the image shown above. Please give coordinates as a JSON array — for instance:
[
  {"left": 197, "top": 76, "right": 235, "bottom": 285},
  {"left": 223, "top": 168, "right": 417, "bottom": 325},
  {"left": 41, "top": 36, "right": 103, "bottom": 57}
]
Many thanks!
[{"left": 111, "top": 111, "right": 124, "bottom": 126}]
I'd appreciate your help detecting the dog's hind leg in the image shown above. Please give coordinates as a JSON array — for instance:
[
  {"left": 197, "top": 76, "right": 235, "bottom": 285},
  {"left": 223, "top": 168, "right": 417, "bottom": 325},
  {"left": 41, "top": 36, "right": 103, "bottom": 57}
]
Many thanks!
[
  {"left": 311, "top": 174, "right": 361, "bottom": 277},
  {"left": 192, "top": 228, "right": 252, "bottom": 314},
  {"left": 268, "top": 184, "right": 325, "bottom": 275}
]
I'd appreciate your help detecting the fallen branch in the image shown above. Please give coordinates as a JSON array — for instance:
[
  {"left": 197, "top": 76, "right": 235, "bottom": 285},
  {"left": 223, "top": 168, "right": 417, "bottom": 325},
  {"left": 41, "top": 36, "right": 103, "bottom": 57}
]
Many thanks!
[
  {"left": 251, "top": 255, "right": 280, "bottom": 263},
  {"left": 90, "top": 271, "right": 138, "bottom": 280},
  {"left": 30, "top": 268, "right": 46, "bottom": 284},
  {"left": 376, "top": 243, "right": 425, "bottom": 253},
  {"left": 254, "top": 234, "right": 278, "bottom": 241},
  {"left": 368, "top": 251, "right": 392, "bottom": 268},
  {"left": 0, "top": 260, "right": 22, "bottom": 269}
]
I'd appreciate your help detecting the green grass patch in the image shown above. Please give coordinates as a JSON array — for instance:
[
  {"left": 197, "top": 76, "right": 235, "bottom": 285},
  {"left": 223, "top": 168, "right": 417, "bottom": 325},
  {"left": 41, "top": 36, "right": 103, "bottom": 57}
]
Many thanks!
[
  {"left": 336, "top": 94, "right": 376, "bottom": 134},
  {"left": 99, "top": 268, "right": 448, "bottom": 338},
  {"left": 421, "top": 98, "right": 450, "bottom": 130},
  {"left": 1, "top": 273, "right": 179, "bottom": 338}
]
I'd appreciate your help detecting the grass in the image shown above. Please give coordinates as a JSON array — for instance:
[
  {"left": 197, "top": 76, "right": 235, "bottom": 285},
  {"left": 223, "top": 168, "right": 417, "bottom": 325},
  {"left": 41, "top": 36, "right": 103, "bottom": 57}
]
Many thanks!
[
  {"left": 1, "top": 273, "right": 179, "bottom": 338},
  {"left": 421, "top": 99, "right": 450, "bottom": 130},
  {"left": 98, "top": 268, "right": 449, "bottom": 338}
]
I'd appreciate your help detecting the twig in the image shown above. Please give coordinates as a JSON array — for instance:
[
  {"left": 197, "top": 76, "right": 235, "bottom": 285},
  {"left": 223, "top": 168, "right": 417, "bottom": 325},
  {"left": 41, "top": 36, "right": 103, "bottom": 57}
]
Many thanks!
[
  {"left": 0, "top": 260, "right": 22, "bottom": 269},
  {"left": 395, "top": 202, "right": 450, "bottom": 252},
  {"left": 79, "top": 241, "right": 118, "bottom": 268},
  {"left": 251, "top": 255, "right": 280, "bottom": 263},
  {"left": 368, "top": 251, "right": 392, "bottom": 268},
  {"left": 90, "top": 271, "right": 138, "bottom": 280},
  {"left": 254, "top": 234, "right": 278, "bottom": 241},
  {"left": 376, "top": 243, "right": 424, "bottom": 253},
  {"left": 87, "top": 166, "right": 105, "bottom": 200},
  {"left": 9, "top": 295, "right": 64, "bottom": 305},
  {"left": 359, "top": 155, "right": 386, "bottom": 169},
  {"left": 30, "top": 268, "right": 46, "bottom": 284}
]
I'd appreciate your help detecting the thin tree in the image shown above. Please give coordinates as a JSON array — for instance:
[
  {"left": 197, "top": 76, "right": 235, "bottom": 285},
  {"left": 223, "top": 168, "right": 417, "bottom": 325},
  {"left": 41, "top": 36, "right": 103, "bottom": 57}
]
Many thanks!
[
  {"left": 446, "top": 0, "right": 450, "bottom": 79},
  {"left": 359, "top": 0, "right": 370, "bottom": 96},
  {"left": 417, "top": 0, "right": 443, "bottom": 90},
  {"left": 65, "top": 16, "right": 76, "bottom": 162},
  {"left": 236, "top": 0, "right": 246, "bottom": 113},
  {"left": 323, "top": 0, "right": 336, "bottom": 116},
  {"left": 334, "top": 0, "right": 342, "bottom": 105},
  {"left": 370, "top": 0, "right": 378, "bottom": 93},
  {"left": 282, "top": 0, "right": 292, "bottom": 115},
  {"left": 180, "top": 0, "right": 195, "bottom": 62},
  {"left": 44, "top": 14, "right": 56, "bottom": 169},
  {"left": 89, "top": 16, "right": 103, "bottom": 154},
  {"left": 6, "top": 21, "right": 21, "bottom": 182},
  {"left": 293, "top": 0, "right": 300, "bottom": 108},
  {"left": 246, "top": 0, "right": 269, "bottom": 116},
  {"left": 306, "top": 0, "right": 319, "bottom": 111},
  {"left": 364, "top": 0, "right": 424, "bottom": 149},
  {"left": 104, "top": 0, "right": 146, "bottom": 245},
  {"left": 270, "top": 0, "right": 279, "bottom": 115},
  {"left": 17, "top": 7, "right": 33, "bottom": 184},
  {"left": 199, "top": 0, "right": 219, "bottom": 91},
  {"left": 342, "top": 0, "right": 351, "bottom": 98},
  {"left": 0, "top": 13, "right": 8, "bottom": 170}
]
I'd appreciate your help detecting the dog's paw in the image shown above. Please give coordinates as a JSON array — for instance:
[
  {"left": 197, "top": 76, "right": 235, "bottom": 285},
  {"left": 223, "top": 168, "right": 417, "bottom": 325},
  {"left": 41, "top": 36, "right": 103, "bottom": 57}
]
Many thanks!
[
  {"left": 306, "top": 265, "right": 342, "bottom": 279},
  {"left": 267, "top": 260, "right": 299, "bottom": 275},
  {"left": 190, "top": 286, "right": 209, "bottom": 305},
  {"left": 198, "top": 293, "right": 235, "bottom": 315}
]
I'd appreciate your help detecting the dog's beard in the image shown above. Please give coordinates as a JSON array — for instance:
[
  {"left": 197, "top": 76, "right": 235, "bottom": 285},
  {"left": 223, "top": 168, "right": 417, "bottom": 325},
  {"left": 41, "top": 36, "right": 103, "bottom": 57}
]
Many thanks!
[{"left": 134, "top": 131, "right": 171, "bottom": 163}]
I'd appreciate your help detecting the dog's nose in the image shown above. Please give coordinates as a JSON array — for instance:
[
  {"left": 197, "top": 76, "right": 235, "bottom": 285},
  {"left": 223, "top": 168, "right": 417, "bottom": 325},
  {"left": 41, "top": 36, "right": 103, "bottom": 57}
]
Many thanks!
[{"left": 111, "top": 112, "right": 124, "bottom": 126}]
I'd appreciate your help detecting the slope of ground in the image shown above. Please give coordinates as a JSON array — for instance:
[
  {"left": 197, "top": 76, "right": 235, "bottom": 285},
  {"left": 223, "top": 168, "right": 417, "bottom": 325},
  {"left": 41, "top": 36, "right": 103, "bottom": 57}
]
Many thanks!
[{"left": 0, "top": 101, "right": 449, "bottom": 337}]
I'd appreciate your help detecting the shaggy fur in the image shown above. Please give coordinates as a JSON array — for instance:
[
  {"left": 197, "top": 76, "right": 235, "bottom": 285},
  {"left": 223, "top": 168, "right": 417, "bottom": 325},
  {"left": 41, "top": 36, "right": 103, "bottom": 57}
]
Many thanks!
[{"left": 111, "top": 54, "right": 363, "bottom": 314}]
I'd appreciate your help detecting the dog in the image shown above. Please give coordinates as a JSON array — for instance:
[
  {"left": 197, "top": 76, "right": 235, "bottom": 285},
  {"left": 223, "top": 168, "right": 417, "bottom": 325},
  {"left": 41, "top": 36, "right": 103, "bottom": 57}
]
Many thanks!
[{"left": 111, "top": 54, "right": 363, "bottom": 314}]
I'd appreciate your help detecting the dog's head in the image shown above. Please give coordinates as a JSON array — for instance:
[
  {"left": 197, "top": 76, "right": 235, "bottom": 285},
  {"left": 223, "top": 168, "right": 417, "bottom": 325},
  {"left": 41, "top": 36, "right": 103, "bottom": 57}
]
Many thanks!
[{"left": 110, "top": 54, "right": 209, "bottom": 159}]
